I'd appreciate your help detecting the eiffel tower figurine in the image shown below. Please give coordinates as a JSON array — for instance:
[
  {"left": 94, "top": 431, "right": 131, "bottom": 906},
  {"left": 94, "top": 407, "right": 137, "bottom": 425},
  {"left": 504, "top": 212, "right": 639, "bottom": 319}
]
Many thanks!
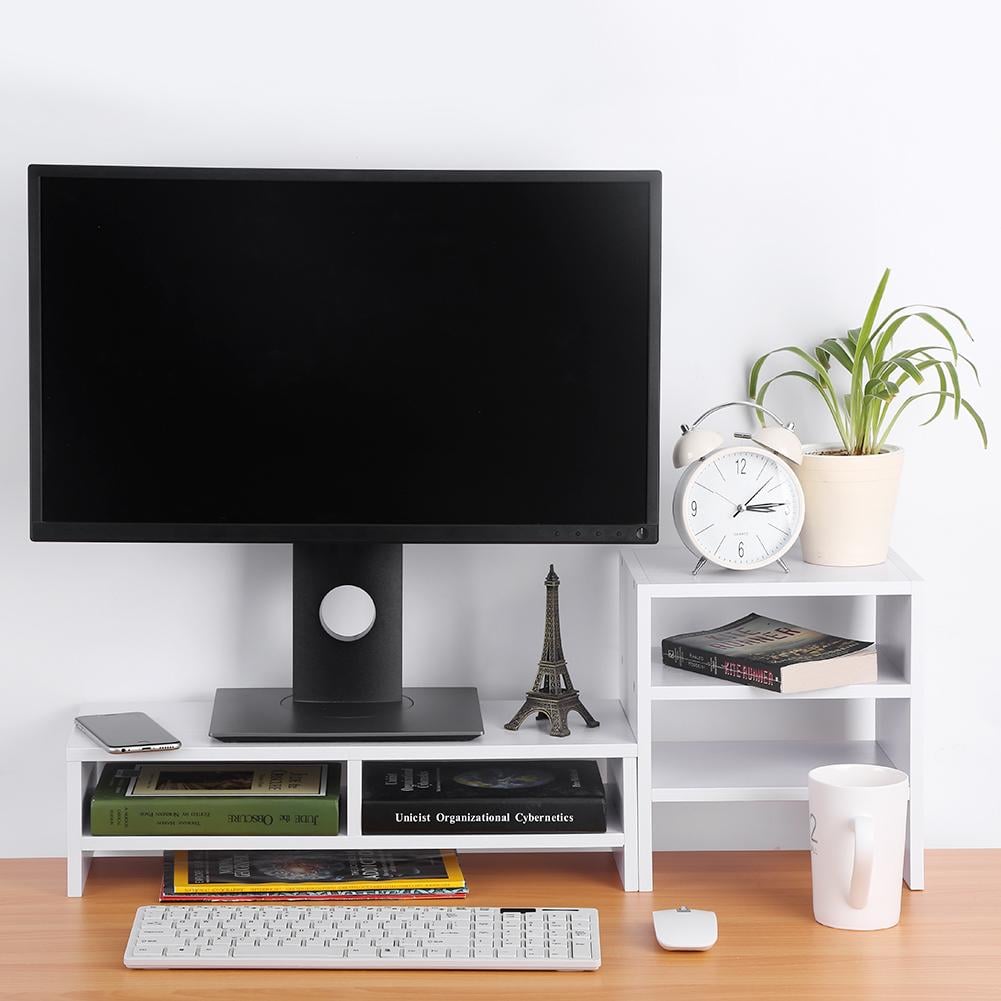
[{"left": 505, "top": 564, "right": 600, "bottom": 738}]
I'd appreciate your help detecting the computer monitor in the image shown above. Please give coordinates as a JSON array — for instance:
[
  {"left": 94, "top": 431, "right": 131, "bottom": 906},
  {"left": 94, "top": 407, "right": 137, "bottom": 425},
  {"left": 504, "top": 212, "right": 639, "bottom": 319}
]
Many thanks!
[{"left": 29, "top": 166, "right": 661, "bottom": 739}]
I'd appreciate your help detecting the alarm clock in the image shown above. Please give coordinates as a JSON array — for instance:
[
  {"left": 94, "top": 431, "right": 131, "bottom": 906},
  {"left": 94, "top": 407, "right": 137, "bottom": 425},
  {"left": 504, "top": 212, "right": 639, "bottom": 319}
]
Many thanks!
[{"left": 672, "top": 401, "right": 805, "bottom": 574}]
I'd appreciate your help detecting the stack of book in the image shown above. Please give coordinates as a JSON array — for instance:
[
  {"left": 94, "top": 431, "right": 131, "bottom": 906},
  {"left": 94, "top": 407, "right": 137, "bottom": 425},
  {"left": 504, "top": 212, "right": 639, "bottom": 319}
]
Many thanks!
[
  {"left": 160, "top": 849, "right": 467, "bottom": 903},
  {"left": 89, "top": 763, "right": 341, "bottom": 836}
]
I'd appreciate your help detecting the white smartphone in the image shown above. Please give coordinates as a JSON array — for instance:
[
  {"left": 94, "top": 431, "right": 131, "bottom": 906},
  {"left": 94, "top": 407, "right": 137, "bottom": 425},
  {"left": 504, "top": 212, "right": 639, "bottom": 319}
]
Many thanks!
[{"left": 74, "top": 712, "right": 181, "bottom": 753}]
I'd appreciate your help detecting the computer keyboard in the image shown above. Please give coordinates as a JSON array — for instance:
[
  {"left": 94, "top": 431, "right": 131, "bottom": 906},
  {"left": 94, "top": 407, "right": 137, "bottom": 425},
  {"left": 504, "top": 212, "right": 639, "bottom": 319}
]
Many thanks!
[{"left": 124, "top": 904, "right": 601, "bottom": 970}]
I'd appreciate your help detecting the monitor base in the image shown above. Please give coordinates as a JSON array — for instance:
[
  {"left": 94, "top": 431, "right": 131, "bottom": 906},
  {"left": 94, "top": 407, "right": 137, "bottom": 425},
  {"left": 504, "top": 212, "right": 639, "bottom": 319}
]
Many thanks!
[{"left": 208, "top": 687, "right": 484, "bottom": 742}]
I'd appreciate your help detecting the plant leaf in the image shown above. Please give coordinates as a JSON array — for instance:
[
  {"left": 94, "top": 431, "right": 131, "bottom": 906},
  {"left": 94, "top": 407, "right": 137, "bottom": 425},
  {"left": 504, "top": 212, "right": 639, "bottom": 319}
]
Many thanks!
[
  {"left": 820, "top": 338, "right": 855, "bottom": 373},
  {"left": 944, "top": 360, "right": 962, "bottom": 418},
  {"left": 754, "top": 369, "right": 849, "bottom": 448},
  {"left": 749, "top": 346, "right": 842, "bottom": 418},
  {"left": 871, "top": 311, "right": 960, "bottom": 370},
  {"left": 851, "top": 270, "right": 891, "bottom": 440},
  {"left": 917, "top": 359, "right": 949, "bottom": 426},
  {"left": 878, "top": 354, "right": 925, "bottom": 385},
  {"left": 871, "top": 302, "right": 973, "bottom": 343},
  {"left": 878, "top": 391, "right": 988, "bottom": 449}
]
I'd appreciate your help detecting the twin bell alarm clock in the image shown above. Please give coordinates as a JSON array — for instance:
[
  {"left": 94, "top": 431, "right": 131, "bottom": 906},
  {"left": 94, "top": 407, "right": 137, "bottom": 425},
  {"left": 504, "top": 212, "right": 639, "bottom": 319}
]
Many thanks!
[{"left": 672, "top": 401, "right": 805, "bottom": 575}]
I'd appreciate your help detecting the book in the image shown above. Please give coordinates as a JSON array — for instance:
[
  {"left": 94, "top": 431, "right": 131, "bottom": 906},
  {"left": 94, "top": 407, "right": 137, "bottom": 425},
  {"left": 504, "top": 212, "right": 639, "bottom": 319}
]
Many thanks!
[
  {"left": 167, "top": 848, "right": 465, "bottom": 894},
  {"left": 660, "top": 612, "right": 877, "bottom": 694},
  {"left": 89, "top": 763, "right": 341, "bottom": 836},
  {"left": 362, "top": 760, "right": 606, "bottom": 834}
]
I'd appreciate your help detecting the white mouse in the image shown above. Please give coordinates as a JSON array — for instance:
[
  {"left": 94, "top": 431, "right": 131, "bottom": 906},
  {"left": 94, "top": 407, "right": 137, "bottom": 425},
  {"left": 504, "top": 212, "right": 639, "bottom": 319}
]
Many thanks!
[{"left": 653, "top": 905, "right": 718, "bottom": 950}]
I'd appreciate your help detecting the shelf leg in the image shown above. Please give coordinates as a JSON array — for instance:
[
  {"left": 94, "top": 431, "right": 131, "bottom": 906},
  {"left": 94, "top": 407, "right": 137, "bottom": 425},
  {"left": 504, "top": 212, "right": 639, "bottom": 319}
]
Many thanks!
[
  {"left": 621, "top": 757, "right": 639, "bottom": 891},
  {"left": 66, "top": 761, "right": 93, "bottom": 897},
  {"left": 876, "top": 592, "right": 924, "bottom": 890},
  {"left": 346, "top": 760, "right": 363, "bottom": 837}
]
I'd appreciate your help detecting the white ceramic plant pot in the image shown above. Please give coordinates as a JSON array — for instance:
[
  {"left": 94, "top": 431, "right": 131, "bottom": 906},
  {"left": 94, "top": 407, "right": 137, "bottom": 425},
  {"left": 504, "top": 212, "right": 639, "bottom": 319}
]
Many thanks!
[{"left": 796, "top": 445, "right": 904, "bottom": 567}]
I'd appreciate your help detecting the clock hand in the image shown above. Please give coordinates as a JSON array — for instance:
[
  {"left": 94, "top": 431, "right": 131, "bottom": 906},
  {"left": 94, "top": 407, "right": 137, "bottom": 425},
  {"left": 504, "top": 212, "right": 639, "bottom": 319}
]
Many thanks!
[
  {"left": 696, "top": 483, "right": 740, "bottom": 510},
  {"left": 745, "top": 502, "right": 787, "bottom": 513},
  {"left": 733, "top": 476, "right": 773, "bottom": 517}
]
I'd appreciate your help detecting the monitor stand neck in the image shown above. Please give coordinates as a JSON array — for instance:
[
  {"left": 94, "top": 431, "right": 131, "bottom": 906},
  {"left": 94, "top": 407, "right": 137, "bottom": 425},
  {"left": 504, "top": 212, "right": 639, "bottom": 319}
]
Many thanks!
[
  {"left": 293, "top": 542, "right": 403, "bottom": 704},
  {"left": 208, "top": 542, "right": 483, "bottom": 741}
]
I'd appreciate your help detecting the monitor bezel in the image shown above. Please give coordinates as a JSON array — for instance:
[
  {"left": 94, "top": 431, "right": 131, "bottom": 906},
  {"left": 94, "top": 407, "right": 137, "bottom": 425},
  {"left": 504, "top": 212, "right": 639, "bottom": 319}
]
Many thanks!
[{"left": 28, "top": 164, "right": 661, "bottom": 544}]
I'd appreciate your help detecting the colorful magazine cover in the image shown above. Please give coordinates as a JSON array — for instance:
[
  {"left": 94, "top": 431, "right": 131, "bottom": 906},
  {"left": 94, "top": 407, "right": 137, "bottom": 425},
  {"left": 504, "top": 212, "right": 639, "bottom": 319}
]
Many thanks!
[{"left": 169, "top": 848, "right": 465, "bottom": 894}]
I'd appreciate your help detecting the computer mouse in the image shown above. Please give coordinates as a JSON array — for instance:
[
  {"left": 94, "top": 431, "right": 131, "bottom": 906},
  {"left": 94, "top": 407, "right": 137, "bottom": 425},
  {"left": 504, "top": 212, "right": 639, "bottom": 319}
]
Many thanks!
[{"left": 652, "top": 905, "right": 718, "bottom": 951}]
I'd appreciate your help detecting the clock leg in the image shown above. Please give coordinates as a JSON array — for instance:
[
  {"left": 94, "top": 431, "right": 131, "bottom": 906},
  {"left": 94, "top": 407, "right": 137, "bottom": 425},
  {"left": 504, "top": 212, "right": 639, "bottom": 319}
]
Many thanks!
[
  {"left": 776, "top": 557, "right": 790, "bottom": 574},
  {"left": 691, "top": 557, "right": 708, "bottom": 576}
]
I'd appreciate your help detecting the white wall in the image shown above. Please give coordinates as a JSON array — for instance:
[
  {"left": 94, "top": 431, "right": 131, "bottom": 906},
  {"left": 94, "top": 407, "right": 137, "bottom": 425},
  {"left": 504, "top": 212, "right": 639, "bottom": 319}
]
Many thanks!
[{"left": 1, "top": 0, "right": 998, "bottom": 858}]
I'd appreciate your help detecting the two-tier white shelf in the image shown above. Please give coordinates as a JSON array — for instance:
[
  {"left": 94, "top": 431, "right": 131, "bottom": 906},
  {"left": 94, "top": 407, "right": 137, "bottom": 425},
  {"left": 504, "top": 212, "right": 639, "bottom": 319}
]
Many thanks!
[
  {"left": 619, "top": 545, "right": 923, "bottom": 892},
  {"left": 67, "top": 545, "right": 924, "bottom": 899},
  {"left": 66, "top": 698, "right": 638, "bottom": 896}
]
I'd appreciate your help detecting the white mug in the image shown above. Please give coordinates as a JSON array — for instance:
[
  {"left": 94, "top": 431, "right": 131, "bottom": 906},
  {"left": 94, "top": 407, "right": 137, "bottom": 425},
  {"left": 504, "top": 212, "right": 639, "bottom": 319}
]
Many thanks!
[{"left": 808, "top": 763, "right": 909, "bottom": 930}]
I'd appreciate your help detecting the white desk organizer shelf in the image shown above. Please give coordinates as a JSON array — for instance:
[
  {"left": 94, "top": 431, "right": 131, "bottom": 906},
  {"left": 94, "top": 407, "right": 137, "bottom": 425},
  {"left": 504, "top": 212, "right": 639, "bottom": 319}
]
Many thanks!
[
  {"left": 66, "top": 699, "right": 638, "bottom": 896},
  {"left": 67, "top": 545, "right": 922, "bottom": 898},
  {"left": 619, "top": 545, "right": 923, "bottom": 893}
]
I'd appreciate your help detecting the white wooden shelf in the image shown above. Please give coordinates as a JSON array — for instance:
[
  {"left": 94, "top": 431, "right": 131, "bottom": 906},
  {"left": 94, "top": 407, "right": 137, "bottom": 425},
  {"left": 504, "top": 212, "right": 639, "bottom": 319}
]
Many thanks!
[
  {"left": 650, "top": 650, "right": 911, "bottom": 701},
  {"left": 619, "top": 543, "right": 924, "bottom": 893},
  {"left": 651, "top": 740, "right": 894, "bottom": 802},
  {"left": 629, "top": 544, "right": 917, "bottom": 597},
  {"left": 67, "top": 699, "right": 638, "bottom": 762},
  {"left": 66, "top": 697, "right": 638, "bottom": 896}
]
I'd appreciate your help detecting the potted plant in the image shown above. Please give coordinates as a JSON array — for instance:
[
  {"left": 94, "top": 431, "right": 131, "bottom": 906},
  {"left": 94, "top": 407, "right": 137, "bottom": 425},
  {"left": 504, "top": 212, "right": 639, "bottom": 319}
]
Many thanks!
[{"left": 748, "top": 269, "right": 987, "bottom": 566}]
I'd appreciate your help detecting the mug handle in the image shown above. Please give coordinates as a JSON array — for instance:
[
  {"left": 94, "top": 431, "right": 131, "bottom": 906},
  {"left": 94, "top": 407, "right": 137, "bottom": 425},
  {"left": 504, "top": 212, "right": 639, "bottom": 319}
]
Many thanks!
[{"left": 848, "top": 815, "right": 874, "bottom": 909}]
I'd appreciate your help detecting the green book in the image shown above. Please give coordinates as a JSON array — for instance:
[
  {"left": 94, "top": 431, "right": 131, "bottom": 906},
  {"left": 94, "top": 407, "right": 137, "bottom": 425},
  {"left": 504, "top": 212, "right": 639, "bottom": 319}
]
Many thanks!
[{"left": 89, "top": 762, "right": 341, "bottom": 836}]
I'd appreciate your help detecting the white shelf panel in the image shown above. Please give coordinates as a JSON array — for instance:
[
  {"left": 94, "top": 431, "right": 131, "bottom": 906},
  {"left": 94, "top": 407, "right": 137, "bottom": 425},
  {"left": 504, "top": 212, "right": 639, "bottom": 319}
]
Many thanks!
[
  {"left": 651, "top": 739, "right": 894, "bottom": 802},
  {"left": 81, "top": 830, "right": 625, "bottom": 851},
  {"left": 626, "top": 545, "right": 918, "bottom": 598},
  {"left": 650, "top": 650, "right": 910, "bottom": 701},
  {"left": 68, "top": 699, "right": 637, "bottom": 762}
]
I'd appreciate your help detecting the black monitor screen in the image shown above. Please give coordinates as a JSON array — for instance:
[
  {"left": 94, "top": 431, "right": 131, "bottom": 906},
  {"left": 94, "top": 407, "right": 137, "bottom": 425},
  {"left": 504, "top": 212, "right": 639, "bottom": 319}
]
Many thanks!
[{"left": 30, "top": 168, "right": 660, "bottom": 542}]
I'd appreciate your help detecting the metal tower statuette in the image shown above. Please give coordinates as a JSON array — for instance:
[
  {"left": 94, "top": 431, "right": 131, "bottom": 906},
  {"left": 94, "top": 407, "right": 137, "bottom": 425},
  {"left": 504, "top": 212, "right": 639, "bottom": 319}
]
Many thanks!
[{"left": 504, "top": 564, "right": 600, "bottom": 738}]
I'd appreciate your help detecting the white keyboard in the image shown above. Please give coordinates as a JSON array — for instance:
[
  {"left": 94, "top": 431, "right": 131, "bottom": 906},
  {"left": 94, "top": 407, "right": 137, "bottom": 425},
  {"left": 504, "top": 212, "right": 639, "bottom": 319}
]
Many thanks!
[{"left": 124, "top": 904, "right": 601, "bottom": 970}]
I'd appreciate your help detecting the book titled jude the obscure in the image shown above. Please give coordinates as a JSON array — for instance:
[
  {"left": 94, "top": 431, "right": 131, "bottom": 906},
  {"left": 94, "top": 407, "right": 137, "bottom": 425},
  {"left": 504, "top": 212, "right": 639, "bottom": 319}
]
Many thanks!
[{"left": 362, "top": 761, "right": 606, "bottom": 834}]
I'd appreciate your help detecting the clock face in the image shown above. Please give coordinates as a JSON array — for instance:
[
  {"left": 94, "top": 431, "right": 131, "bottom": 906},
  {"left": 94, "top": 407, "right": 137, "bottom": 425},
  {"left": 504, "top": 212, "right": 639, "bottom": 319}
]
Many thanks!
[{"left": 675, "top": 446, "right": 804, "bottom": 570}]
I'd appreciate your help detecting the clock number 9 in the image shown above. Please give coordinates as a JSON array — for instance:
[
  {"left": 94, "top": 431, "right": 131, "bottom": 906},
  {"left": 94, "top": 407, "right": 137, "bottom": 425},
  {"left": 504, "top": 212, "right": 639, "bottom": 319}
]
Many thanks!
[
  {"left": 737, "top": 541, "right": 745, "bottom": 558},
  {"left": 690, "top": 500, "right": 697, "bottom": 518}
]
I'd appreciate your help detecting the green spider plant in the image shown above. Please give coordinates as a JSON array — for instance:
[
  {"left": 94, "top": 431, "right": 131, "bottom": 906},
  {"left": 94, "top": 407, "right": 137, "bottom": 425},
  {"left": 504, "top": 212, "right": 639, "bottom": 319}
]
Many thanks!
[{"left": 748, "top": 268, "right": 987, "bottom": 455}]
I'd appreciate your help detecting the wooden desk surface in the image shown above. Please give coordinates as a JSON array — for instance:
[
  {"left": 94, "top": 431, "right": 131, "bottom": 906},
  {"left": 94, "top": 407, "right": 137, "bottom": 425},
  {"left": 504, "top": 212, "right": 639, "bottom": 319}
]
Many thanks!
[{"left": 2, "top": 851, "right": 999, "bottom": 1000}]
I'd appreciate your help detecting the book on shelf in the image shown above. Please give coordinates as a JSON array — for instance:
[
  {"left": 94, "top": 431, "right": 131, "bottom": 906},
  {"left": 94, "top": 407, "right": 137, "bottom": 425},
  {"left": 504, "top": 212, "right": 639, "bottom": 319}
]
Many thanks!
[
  {"left": 361, "top": 760, "right": 606, "bottom": 834},
  {"left": 660, "top": 612, "right": 877, "bottom": 694},
  {"left": 89, "top": 763, "right": 341, "bottom": 836},
  {"left": 160, "top": 849, "right": 467, "bottom": 902}
]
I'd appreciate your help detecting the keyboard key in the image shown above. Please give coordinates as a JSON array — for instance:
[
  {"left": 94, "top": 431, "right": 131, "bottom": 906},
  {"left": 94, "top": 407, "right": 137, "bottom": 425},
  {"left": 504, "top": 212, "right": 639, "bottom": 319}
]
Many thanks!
[{"left": 130, "top": 945, "right": 166, "bottom": 957}]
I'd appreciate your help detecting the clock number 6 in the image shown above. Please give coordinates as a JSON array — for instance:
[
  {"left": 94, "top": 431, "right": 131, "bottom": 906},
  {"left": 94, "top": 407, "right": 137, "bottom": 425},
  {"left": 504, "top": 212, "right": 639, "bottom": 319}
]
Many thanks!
[{"left": 737, "top": 541, "right": 745, "bottom": 558}]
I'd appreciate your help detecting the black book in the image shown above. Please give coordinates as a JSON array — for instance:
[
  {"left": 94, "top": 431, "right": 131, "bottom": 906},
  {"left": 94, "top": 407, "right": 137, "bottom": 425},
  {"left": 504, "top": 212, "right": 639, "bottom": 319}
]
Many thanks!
[{"left": 362, "top": 760, "right": 606, "bottom": 834}]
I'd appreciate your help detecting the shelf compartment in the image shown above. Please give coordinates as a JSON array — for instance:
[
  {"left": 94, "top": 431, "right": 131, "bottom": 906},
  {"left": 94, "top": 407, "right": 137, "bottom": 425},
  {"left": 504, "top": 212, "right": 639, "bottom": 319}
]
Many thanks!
[
  {"left": 651, "top": 739, "right": 894, "bottom": 802},
  {"left": 650, "top": 649, "right": 910, "bottom": 701}
]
